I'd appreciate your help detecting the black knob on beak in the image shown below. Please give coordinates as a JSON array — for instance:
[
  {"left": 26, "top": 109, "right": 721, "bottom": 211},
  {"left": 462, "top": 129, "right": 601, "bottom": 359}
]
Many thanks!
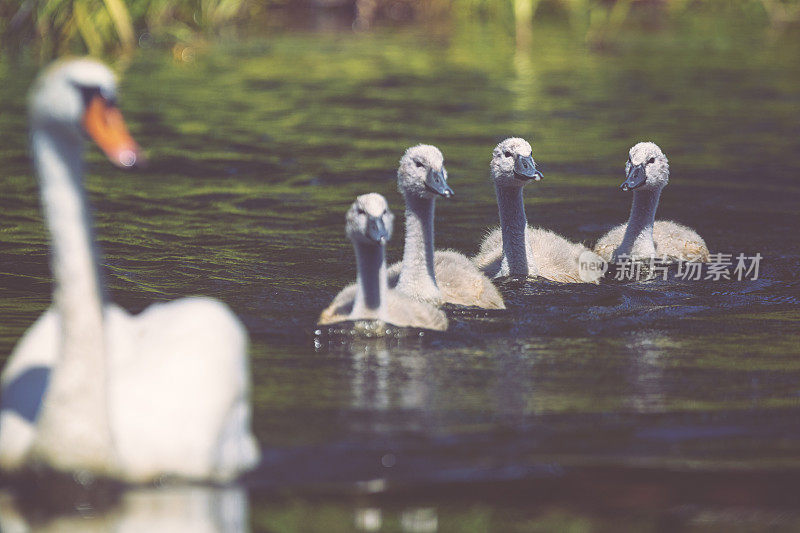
[
  {"left": 513, "top": 154, "right": 543, "bottom": 181},
  {"left": 425, "top": 168, "right": 455, "bottom": 198}
]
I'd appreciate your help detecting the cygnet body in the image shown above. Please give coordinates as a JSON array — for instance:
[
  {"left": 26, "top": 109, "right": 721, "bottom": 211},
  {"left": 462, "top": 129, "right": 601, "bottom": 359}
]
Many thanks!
[
  {"left": 594, "top": 142, "right": 710, "bottom": 263},
  {"left": 318, "top": 193, "right": 448, "bottom": 331},
  {"left": 473, "top": 138, "right": 592, "bottom": 283},
  {"left": 386, "top": 145, "right": 505, "bottom": 309}
]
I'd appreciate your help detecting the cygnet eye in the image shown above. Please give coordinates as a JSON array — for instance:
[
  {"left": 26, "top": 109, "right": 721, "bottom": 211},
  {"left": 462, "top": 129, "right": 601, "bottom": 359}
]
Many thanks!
[
  {"left": 503, "top": 151, "right": 512, "bottom": 158},
  {"left": 414, "top": 160, "right": 424, "bottom": 168},
  {"left": 356, "top": 207, "right": 365, "bottom": 215},
  {"left": 647, "top": 157, "right": 656, "bottom": 164}
]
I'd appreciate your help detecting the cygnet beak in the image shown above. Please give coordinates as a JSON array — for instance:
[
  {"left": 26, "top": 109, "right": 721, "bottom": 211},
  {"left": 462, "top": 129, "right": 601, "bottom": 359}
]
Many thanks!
[
  {"left": 620, "top": 164, "right": 646, "bottom": 191},
  {"left": 513, "top": 154, "right": 542, "bottom": 181},
  {"left": 366, "top": 217, "right": 389, "bottom": 244},
  {"left": 424, "top": 167, "right": 454, "bottom": 198}
]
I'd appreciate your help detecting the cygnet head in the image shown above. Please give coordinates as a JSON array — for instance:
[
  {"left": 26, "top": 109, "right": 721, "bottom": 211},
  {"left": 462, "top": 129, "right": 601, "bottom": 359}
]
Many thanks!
[
  {"left": 397, "top": 144, "right": 453, "bottom": 200},
  {"left": 29, "top": 57, "right": 141, "bottom": 168},
  {"left": 346, "top": 193, "right": 395, "bottom": 246},
  {"left": 621, "top": 142, "right": 669, "bottom": 192},
  {"left": 490, "top": 137, "right": 543, "bottom": 188}
]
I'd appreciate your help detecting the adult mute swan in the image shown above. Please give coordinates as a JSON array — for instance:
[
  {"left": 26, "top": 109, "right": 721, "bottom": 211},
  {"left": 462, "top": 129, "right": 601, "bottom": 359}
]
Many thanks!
[
  {"left": 318, "top": 194, "right": 448, "bottom": 331},
  {"left": 0, "top": 58, "right": 259, "bottom": 483},
  {"left": 594, "top": 142, "right": 710, "bottom": 262},
  {"left": 473, "top": 138, "right": 592, "bottom": 283},
  {"left": 386, "top": 145, "right": 505, "bottom": 309}
]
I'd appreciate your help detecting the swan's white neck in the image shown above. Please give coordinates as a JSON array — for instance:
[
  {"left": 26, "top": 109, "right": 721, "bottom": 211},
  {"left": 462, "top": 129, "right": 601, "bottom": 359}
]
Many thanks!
[
  {"left": 29, "top": 125, "right": 115, "bottom": 472},
  {"left": 351, "top": 240, "right": 388, "bottom": 321},
  {"left": 614, "top": 188, "right": 661, "bottom": 260},
  {"left": 495, "top": 184, "right": 532, "bottom": 277},
  {"left": 396, "top": 194, "right": 440, "bottom": 302}
]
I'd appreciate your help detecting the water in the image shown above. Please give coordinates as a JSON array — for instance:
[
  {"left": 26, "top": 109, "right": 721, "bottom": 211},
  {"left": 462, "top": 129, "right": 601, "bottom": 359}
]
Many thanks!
[{"left": 1, "top": 13, "right": 800, "bottom": 531}]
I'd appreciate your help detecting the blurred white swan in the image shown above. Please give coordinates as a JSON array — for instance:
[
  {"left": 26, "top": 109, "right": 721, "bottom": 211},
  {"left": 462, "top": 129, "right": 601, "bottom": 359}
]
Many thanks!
[{"left": 0, "top": 58, "right": 259, "bottom": 483}]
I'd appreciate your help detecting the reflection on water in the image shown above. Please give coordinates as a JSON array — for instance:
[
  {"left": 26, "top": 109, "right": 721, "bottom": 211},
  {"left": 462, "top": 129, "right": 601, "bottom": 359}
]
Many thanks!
[
  {"left": 1, "top": 7, "right": 800, "bottom": 530},
  {"left": 0, "top": 485, "right": 248, "bottom": 533},
  {"left": 5, "top": 476, "right": 800, "bottom": 531},
  {"left": 623, "top": 332, "right": 670, "bottom": 413},
  {"left": 350, "top": 341, "right": 393, "bottom": 411},
  {"left": 348, "top": 339, "right": 432, "bottom": 412},
  {"left": 355, "top": 506, "right": 438, "bottom": 532}
]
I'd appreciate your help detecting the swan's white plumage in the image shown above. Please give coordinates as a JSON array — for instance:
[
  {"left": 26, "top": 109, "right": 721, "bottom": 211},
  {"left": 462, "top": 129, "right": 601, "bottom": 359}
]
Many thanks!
[
  {"left": 109, "top": 299, "right": 257, "bottom": 482},
  {"left": 0, "top": 310, "right": 59, "bottom": 470},
  {"left": 0, "top": 58, "right": 259, "bottom": 483},
  {"left": 0, "top": 299, "right": 259, "bottom": 482}
]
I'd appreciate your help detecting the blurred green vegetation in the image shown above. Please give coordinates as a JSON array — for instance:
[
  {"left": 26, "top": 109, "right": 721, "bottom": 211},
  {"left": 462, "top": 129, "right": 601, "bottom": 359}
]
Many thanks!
[
  {"left": 0, "top": 0, "right": 258, "bottom": 59},
  {"left": 1, "top": 0, "right": 799, "bottom": 60}
]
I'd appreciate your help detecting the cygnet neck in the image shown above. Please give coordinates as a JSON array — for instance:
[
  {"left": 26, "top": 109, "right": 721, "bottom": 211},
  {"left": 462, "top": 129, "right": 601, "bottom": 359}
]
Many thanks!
[
  {"left": 614, "top": 187, "right": 661, "bottom": 260},
  {"left": 397, "top": 192, "right": 440, "bottom": 301},
  {"left": 352, "top": 238, "right": 388, "bottom": 319},
  {"left": 495, "top": 183, "right": 530, "bottom": 277}
]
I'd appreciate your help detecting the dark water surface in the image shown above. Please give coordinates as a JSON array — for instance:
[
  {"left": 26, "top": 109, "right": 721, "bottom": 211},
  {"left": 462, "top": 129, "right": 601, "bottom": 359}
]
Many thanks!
[{"left": 1, "top": 15, "right": 800, "bottom": 531}]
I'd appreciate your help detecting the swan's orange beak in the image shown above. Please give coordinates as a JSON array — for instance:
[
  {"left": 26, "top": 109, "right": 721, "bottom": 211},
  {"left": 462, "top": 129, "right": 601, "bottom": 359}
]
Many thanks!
[{"left": 82, "top": 95, "right": 142, "bottom": 168}]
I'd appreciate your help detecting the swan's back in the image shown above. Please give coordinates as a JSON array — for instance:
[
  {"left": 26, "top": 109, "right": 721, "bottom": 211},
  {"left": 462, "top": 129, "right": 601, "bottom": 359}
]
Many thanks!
[
  {"left": 110, "top": 297, "right": 259, "bottom": 482},
  {"left": 473, "top": 226, "right": 589, "bottom": 283},
  {"left": 594, "top": 220, "right": 709, "bottom": 262}
]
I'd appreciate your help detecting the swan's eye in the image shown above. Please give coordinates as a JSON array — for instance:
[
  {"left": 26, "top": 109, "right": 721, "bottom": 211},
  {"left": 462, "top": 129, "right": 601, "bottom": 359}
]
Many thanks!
[
  {"left": 75, "top": 84, "right": 101, "bottom": 108},
  {"left": 503, "top": 151, "right": 512, "bottom": 158},
  {"left": 74, "top": 83, "right": 117, "bottom": 109},
  {"left": 414, "top": 160, "right": 424, "bottom": 168},
  {"left": 647, "top": 157, "right": 655, "bottom": 164}
]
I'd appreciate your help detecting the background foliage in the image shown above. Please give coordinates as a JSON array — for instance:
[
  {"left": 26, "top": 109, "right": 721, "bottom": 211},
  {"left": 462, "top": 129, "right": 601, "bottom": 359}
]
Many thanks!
[{"left": 1, "top": 0, "right": 799, "bottom": 60}]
